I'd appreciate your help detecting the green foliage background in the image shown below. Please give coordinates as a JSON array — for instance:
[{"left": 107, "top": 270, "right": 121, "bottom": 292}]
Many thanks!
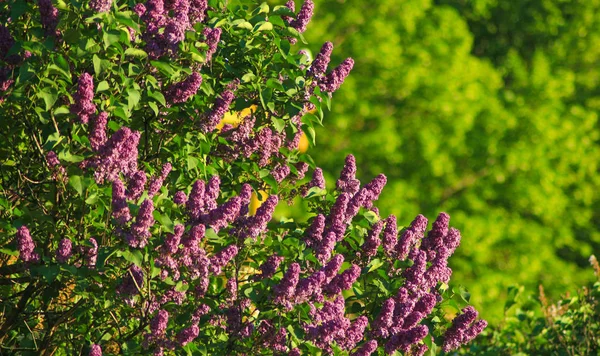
[{"left": 283, "top": 0, "right": 600, "bottom": 322}]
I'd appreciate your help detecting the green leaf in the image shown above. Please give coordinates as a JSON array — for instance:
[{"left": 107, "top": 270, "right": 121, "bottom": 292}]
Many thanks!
[
  {"left": 0, "top": 248, "right": 19, "bottom": 256},
  {"left": 68, "top": 175, "right": 86, "bottom": 196},
  {"left": 103, "top": 30, "right": 122, "bottom": 49},
  {"left": 121, "top": 249, "right": 144, "bottom": 267},
  {"left": 254, "top": 22, "right": 273, "bottom": 32},
  {"left": 148, "top": 101, "right": 159, "bottom": 116},
  {"left": 127, "top": 89, "right": 141, "bottom": 110},
  {"left": 96, "top": 81, "right": 110, "bottom": 92},
  {"left": 366, "top": 258, "right": 384, "bottom": 273},
  {"left": 150, "top": 60, "right": 175, "bottom": 76},
  {"left": 236, "top": 21, "right": 253, "bottom": 30},
  {"left": 153, "top": 211, "right": 174, "bottom": 233},
  {"left": 364, "top": 211, "right": 380, "bottom": 224},
  {"left": 124, "top": 48, "right": 148, "bottom": 58},
  {"left": 37, "top": 88, "right": 58, "bottom": 111}
]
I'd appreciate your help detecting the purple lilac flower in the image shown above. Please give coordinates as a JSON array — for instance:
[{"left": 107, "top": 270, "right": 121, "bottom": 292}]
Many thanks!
[
  {"left": 320, "top": 58, "right": 354, "bottom": 93},
  {"left": 38, "top": 0, "right": 59, "bottom": 36},
  {"left": 129, "top": 199, "right": 155, "bottom": 248},
  {"left": 351, "top": 340, "right": 378, "bottom": 356},
  {"left": 112, "top": 179, "right": 131, "bottom": 225},
  {"left": 164, "top": 0, "right": 189, "bottom": 47},
  {"left": 322, "top": 254, "right": 344, "bottom": 282},
  {"left": 71, "top": 73, "right": 96, "bottom": 124},
  {"left": 162, "top": 224, "right": 184, "bottom": 254},
  {"left": 0, "top": 25, "right": 15, "bottom": 59},
  {"left": 363, "top": 173, "right": 387, "bottom": 209},
  {"left": 271, "top": 164, "right": 291, "bottom": 183},
  {"left": 258, "top": 254, "right": 284, "bottom": 279},
  {"left": 442, "top": 306, "right": 487, "bottom": 352},
  {"left": 187, "top": 180, "right": 205, "bottom": 220},
  {"left": 385, "top": 325, "right": 429, "bottom": 355},
  {"left": 396, "top": 214, "right": 428, "bottom": 260},
  {"left": 90, "top": 0, "right": 112, "bottom": 12},
  {"left": 255, "top": 127, "right": 283, "bottom": 167},
  {"left": 204, "top": 175, "right": 221, "bottom": 211},
  {"left": 0, "top": 68, "right": 14, "bottom": 92},
  {"left": 290, "top": 0, "right": 314, "bottom": 33},
  {"left": 89, "top": 112, "right": 108, "bottom": 151},
  {"left": 283, "top": 0, "right": 295, "bottom": 24},
  {"left": 414, "top": 293, "right": 437, "bottom": 315},
  {"left": 294, "top": 162, "right": 309, "bottom": 180},
  {"left": 202, "top": 90, "right": 235, "bottom": 133},
  {"left": 56, "top": 238, "right": 72, "bottom": 263},
  {"left": 421, "top": 212, "right": 450, "bottom": 256},
  {"left": 328, "top": 192, "right": 351, "bottom": 241},
  {"left": 173, "top": 191, "right": 187, "bottom": 205},
  {"left": 338, "top": 316, "right": 368, "bottom": 350},
  {"left": 126, "top": 171, "right": 147, "bottom": 200},
  {"left": 89, "top": 344, "right": 102, "bottom": 356},
  {"left": 303, "top": 167, "right": 325, "bottom": 195},
  {"left": 203, "top": 27, "right": 222, "bottom": 62},
  {"left": 189, "top": 0, "right": 207, "bottom": 23},
  {"left": 372, "top": 298, "right": 395, "bottom": 338},
  {"left": 315, "top": 231, "right": 337, "bottom": 264},
  {"left": 148, "top": 163, "right": 172, "bottom": 197},
  {"left": 289, "top": 348, "right": 301, "bottom": 356},
  {"left": 164, "top": 72, "right": 202, "bottom": 105},
  {"left": 85, "top": 238, "right": 99, "bottom": 267},
  {"left": 344, "top": 188, "right": 368, "bottom": 224},
  {"left": 362, "top": 220, "right": 383, "bottom": 257},
  {"left": 208, "top": 196, "right": 242, "bottom": 232},
  {"left": 85, "top": 127, "right": 140, "bottom": 184},
  {"left": 239, "top": 195, "right": 278, "bottom": 239},
  {"left": 309, "top": 41, "right": 334, "bottom": 78},
  {"left": 151, "top": 309, "right": 169, "bottom": 336},
  {"left": 382, "top": 215, "right": 398, "bottom": 255},
  {"left": 324, "top": 264, "right": 360, "bottom": 295},
  {"left": 176, "top": 324, "right": 199, "bottom": 346},
  {"left": 336, "top": 154, "right": 360, "bottom": 195},
  {"left": 209, "top": 245, "right": 238, "bottom": 275},
  {"left": 294, "top": 270, "right": 326, "bottom": 304},
  {"left": 273, "top": 262, "right": 300, "bottom": 308},
  {"left": 402, "top": 249, "right": 427, "bottom": 293},
  {"left": 305, "top": 295, "right": 349, "bottom": 350},
  {"left": 117, "top": 265, "right": 144, "bottom": 297},
  {"left": 226, "top": 278, "right": 237, "bottom": 301},
  {"left": 45, "top": 151, "right": 60, "bottom": 168},
  {"left": 304, "top": 214, "right": 325, "bottom": 247},
  {"left": 16, "top": 226, "right": 39, "bottom": 263}
]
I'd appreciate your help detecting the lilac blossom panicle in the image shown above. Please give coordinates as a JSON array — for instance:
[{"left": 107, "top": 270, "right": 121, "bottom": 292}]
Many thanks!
[
  {"left": 421, "top": 212, "right": 450, "bottom": 256},
  {"left": 85, "top": 127, "right": 141, "bottom": 184},
  {"left": 202, "top": 90, "right": 235, "bottom": 133},
  {"left": 236, "top": 195, "right": 278, "bottom": 240},
  {"left": 309, "top": 41, "right": 333, "bottom": 78},
  {"left": 56, "top": 238, "right": 72, "bottom": 263},
  {"left": 151, "top": 309, "right": 169, "bottom": 336},
  {"left": 336, "top": 154, "right": 360, "bottom": 195},
  {"left": 363, "top": 173, "right": 387, "bottom": 208},
  {"left": 17, "top": 226, "right": 40, "bottom": 263},
  {"left": 46, "top": 151, "right": 60, "bottom": 167},
  {"left": 283, "top": 0, "right": 295, "bottom": 23},
  {"left": 207, "top": 196, "right": 242, "bottom": 232},
  {"left": 89, "top": 0, "right": 112, "bottom": 13},
  {"left": 442, "top": 306, "right": 487, "bottom": 352},
  {"left": 117, "top": 265, "right": 144, "bottom": 298},
  {"left": 187, "top": 180, "right": 206, "bottom": 220},
  {"left": 273, "top": 262, "right": 300, "bottom": 308},
  {"left": 396, "top": 214, "right": 428, "bottom": 260},
  {"left": 126, "top": 171, "right": 147, "bottom": 200},
  {"left": 362, "top": 220, "right": 383, "bottom": 257},
  {"left": 338, "top": 315, "right": 368, "bottom": 350},
  {"left": 209, "top": 245, "right": 238, "bottom": 275},
  {"left": 129, "top": 199, "right": 155, "bottom": 248},
  {"left": 70, "top": 73, "right": 96, "bottom": 124},
  {"left": 204, "top": 175, "right": 221, "bottom": 211},
  {"left": 315, "top": 231, "right": 336, "bottom": 264},
  {"left": 320, "top": 58, "right": 354, "bottom": 93},
  {"left": 291, "top": 0, "right": 314, "bottom": 33},
  {"left": 302, "top": 167, "right": 325, "bottom": 196},
  {"left": 85, "top": 238, "right": 99, "bottom": 267},
  {"left": 177, "top": 324, "right": 200, "bottom": 346},
  {"left": 164, "top": 0, "right": 190, "bottom": 47},
  {"left": 271, "top": 163, "right": 291, "bottom": 183},
  {"left": 372, "top": 298, "right": 395, "bottom": 338},
  {"left": 164, "top": 72, "right": 202, "bottom": 105},
  {"left": 258, "top": 254, "right": 284, "bottom": 280},
  {"left": 322, "top": 254, "right": 344, "bottom": 282},
  {"left": 112, "top": 179, "right": 132, "bottom": 225},
  {"left": 203, "top": 27, "right": 222, "bottom": 62},
  {"left": 382, "top": 215, "right": 398, "bottom": 255},
  {"left": 163, "top": 224, "right": 184, "bottom": 254},
  {"left": 38, "top": 0, "right": 59, "bottom": 36},
  {"left": 324, "top": 264, "right": 361, "bottom": 295},
  {"left": 89, "top": 112, "right": 108, "bottom": 151},
  {"left": 351, "top": 340, "right": 378, "bottom": 356},
  {"left": 189, "top": 0, "right": 208, "bottom": 24},
  {"left": 148, "top": 163, "right": 172, "bottom": 197},
  {"left": 89, "top": 344, "right": 102, "bottom": 356},
  {"left": 304, "top": 214, "right": 325, "bottom": 247},
  {"left": 173, "top": 191, "right": 187, "bottom": 205}
]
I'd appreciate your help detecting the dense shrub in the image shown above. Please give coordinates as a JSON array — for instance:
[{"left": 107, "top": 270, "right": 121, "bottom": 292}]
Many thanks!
[{"left": 0, "top": 0, "right": 486, "bottom": 354}]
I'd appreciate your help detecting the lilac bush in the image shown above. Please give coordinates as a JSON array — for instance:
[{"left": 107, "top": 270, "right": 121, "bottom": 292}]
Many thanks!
[{"left": 0, "top": 0, "right": 485, "bottom": 354}]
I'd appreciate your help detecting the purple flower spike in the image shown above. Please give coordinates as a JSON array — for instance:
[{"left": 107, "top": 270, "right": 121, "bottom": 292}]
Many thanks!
[
  {"left": 258, "top": 254, "right": 284, "bottom": 280},
  {"left": 38, "top": 0, "right": 59, "bottom": 36},
  {"left": 442, "top": 306, "right": 487, "bottom": 352},
  {"left": 336, "top": 154, "right": 360, "bottom": 195},
  {"left": 209, "top": 244, "right": 238, "bottom": 275},
  {"left": 422, "top": 212, "right": 450, "bottom": 254},
  {"left": 304, "top": 168, "right": 325, "bottom": 195},
  {"left": 271, "top": 164, "right": 291, "bottom": 183},
  {"left": 339, "top": 316, "right": 368, "bottom": 350},
  {"left": 382, "top": 215, "right": 398, "bottom": 255},
  {"left": 112, "top": 179, "right": 131, "bottom": 225},
  {"left": 309, "top": 41, "right": 334, "bottom": 78},
  {"left": 187, "top": 180, "right": 206, "bottom": 220},
  {"left": 71, "top": 73, "right": 96, "bottom": 124},
  {"left": 126, "top": 171, "right": 147, "bottom": 201},
  {"left": 291, "top": 0, "right": 314, "bottom": 33},
  {"left": 150, "top": 309, "right": 169, "bottom": 336},
  {"left": 16, "top": 226, "right": 39, "bottom": 263},
  {"left": 203, "top": 90, "right": 235, "bottom": 133},
  {"left": 177, "top": 323, "right": 200, "bottom": 346},
  {"left": 189, "top": 0, "right": 207, "bottom": 24},
  {"left": 117, "top": 265, "right": 144, "bottom": 297},
  {"left": 362, "top": 220, "right": 383, "bottom": 257},
  {"left": 56, "top": 238, "right": 72, "bottom": 263},
  {"left": 324, "top": 264, "right": 360, "bottom": 295},
  {"left": 351, "top": 340, "right": 378, "bottom": 356},
  {"left": 129, "top": 199, "right": 155, "bottom": 248},
  {"left": 90, "top": 112, "right": 108, "bottom": 151},
  {"left": 148, "top": 163, "right": 172, "bottom": 197},
  {"left": 85, "top": 238, "right": 99, "bottom": 268},
  {"left": 173, "top": 191, "right": 188, "bottom": 205},
  {"left": 305, "top": 214, "right": 325, "bottom": 247},
  {"left": 164, "top": 72, "right": 202, "bottom": 105},
  {"left": 89, "top": 344, "right": 102, "bottom": 356},
  {"left": 90, "top": 0, "right": 112, "bottom": 13},
  {"left": 372, "top": 298, "right": 395, "bottom": 338},
  {"left": 203, "top": 27, "right": 222, "bottom": 62},
  {"left": 320, "top": 58, "right": 354, "bottom": 93},
  {"left": 274, "top": 263, "right": 301, "bottom": 309},
  {"left": 204, "top": 175, "right": 221, "bottom": 211}
]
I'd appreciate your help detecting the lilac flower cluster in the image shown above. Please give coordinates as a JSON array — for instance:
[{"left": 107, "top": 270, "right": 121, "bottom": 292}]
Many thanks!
[
  {"left": 442, "top": 306, "right": 488, "bottom": 352},
  {"left": 290, "top": 0, "right": 314, "bottom": 34},
  {"left": 258, "top": 254, "right": 284, "bottom": 279},
  {"left": 89, "top": 0, "right": 112, "bottom": 13},
  {"left": 70, "top": 73, "right": 96, "bottom": 124},
  {"left": 0, "top": 25, "right": 15, "bottom": 60},
  {"left": 231, "top": 195, "right": 278, "bottom": 240},
  {"left": 126, "top": 171, "right": 147, "bottom": 200},
  {"left": 89, "top": 344, "right": 102, "bottom": 356},
  {"left": 128, "top": 199, "right": 155, "bottom": 248},
  {"left": 83, "top": 126, "right": 140, "bottom": 184},
  {"left": 319, "top": 58, "right": 355, "bottom": 93},
  {"left": 16, "top": 226, "right": 40, "bottom": 263},
  {"left": 309, "top": 41, "right": 333, "bottom": 78},
  {"left": 201, "top": 90, "right": 235, "bottom": 133},
  {"left": 38, "top": 0, "right": 59, "bottom": 36},
  {"left": 89, "top": 112, "right": 108, "bottom": 151},
  {"left": 164, "top": 72, "right": 202, "bottom": 105},
  {"left": 116, "top": 265, "right": 144, "bottom": 305},
  {"left": 148, "top": 163, "right": 172, "bottom": 197},
  {"left": 56, "top": 238, "right": 72, "bottom": 263},
  {"left": 112, "top": 179, "right": 132, "bottom": 225},
  {"left": 203, "top": 27, "right": 222, "bottom": 62}
]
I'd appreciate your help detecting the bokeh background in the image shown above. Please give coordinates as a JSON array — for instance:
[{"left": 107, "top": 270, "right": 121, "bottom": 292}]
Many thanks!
[{"left": 273, "top": 0, "right": 600, "bottom": 323}]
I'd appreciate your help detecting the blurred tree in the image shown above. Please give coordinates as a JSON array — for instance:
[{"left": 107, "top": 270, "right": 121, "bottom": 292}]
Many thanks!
[{"left": 286, "top": 0, "right": 600, "bottom": 321}]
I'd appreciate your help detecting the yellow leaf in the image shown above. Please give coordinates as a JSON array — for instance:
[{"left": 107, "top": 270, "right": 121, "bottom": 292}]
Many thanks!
[
  {"left": 298, "top": 132, "right": 309, "bottom": 153},
  {"left": 216, "top": 104, "right": 258, "bottom": 131}
]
